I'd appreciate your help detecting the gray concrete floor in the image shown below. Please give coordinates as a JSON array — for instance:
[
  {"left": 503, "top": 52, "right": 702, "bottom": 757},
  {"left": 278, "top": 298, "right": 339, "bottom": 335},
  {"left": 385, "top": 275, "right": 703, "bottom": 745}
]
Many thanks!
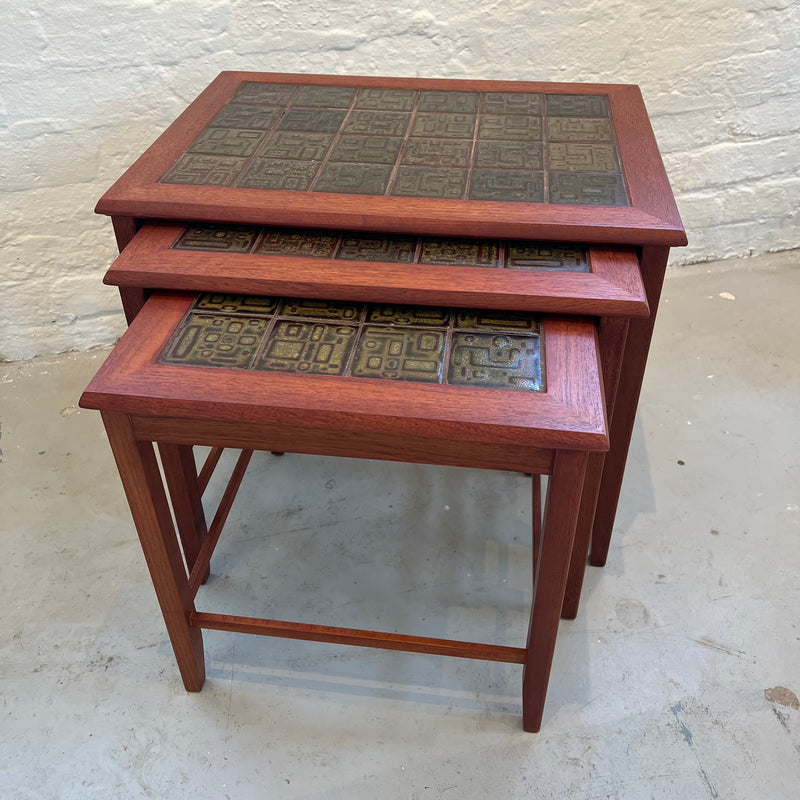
[{"left": 1, "top": 251, "right": 799, "bottom": 799}]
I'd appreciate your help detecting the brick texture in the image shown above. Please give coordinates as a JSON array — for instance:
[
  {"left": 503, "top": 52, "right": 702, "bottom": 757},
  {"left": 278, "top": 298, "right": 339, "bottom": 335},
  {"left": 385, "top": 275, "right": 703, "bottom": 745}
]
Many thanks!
[{"left": 1, "top": 0, "right": 798, "bottom": 359}]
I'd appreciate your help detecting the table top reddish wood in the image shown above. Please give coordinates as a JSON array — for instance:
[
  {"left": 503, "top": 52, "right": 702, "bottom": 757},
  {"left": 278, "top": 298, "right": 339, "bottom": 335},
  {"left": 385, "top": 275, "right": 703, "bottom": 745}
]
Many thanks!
[{"left": 96, "top": 72, "right": 686, "bottom": 247}]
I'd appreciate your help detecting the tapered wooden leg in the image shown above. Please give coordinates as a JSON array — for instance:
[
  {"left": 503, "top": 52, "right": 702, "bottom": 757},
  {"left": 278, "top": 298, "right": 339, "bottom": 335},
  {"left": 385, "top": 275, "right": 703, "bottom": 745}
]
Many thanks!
[
  {"left": 562, "top": 316, "right": 629, "bottom": 618},
  {"left": 523, "top": 450, "right": 588, "bottom": 732},
  {"left": 159, "top": 442, "right": 210, "bottom": 584},
  {"left": 102, "top": 411, "right": 205, "bottom": 691},
  {"left": 591, "top": 246, "right": 669, "bottom": 566}
]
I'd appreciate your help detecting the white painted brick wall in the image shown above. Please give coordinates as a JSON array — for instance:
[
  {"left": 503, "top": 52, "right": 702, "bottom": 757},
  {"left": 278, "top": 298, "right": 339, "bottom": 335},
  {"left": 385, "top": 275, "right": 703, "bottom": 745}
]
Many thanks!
[{"left": 1, "top": 0, "right": 798, "bottom": 360}]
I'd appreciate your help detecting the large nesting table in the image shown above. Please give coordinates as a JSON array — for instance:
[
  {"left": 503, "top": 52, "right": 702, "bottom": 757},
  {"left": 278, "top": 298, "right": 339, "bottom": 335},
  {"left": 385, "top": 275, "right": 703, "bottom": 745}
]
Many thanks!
[{"left": 89, "top": 72, "right": 685, "bottom": 723}]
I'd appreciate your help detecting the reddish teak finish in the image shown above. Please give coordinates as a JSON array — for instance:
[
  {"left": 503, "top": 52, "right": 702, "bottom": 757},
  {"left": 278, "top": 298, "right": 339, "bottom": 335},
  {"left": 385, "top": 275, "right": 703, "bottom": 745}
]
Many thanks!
[{"left": 81, "top": 292, "right": 608, "bottom": 731}]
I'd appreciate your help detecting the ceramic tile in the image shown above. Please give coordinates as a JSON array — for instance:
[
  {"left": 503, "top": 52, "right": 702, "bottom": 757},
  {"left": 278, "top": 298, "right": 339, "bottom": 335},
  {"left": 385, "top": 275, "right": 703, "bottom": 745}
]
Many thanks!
[
  {"left": 258, "top": 132, "right": 334, "bottom": 161},
  {"left": 365, "top": 305, "right": 451, "bottom": 327},
  {"left": 173, "top": 224, "right": 260, "bottom": 253},
  {"left": 314, "top": 163, "right": 394, "bottom": 194},
  {"left": 329, "top": 135, "right": 404, "bottom": 164},
  {"left": 506, "top": 244, "right": 590, "bottom": 272},
  {"left": 448, "top": 331, "right": 543, "bottom": 391},
  {"left": 293, "top": 85, "right": 357, "bottom": 108},
  {"left": 257, "top": 229, "right": 340, "bottom": 258},
  {"left": 548, "top": 172, "right": 628, "bottom": 206},
  {"left": 392, "top": 167, "right": 467, "bottom": 199},
  {"left": 418, "top": 238, "right": 501, "bottom": 268},
  {"left": 336, "top": 235, "right": 416, "bottom": 263},
  {"left": 209, "top": 105, "right": 283, "bottom": 131},
  {"left": 411, "top": 113, "right": 476, "bottom": 139},
  {"left": 343, "top": 111, "right": 412, "bottom": 137},
  {"left": 237, "top": 159, "right": 319, "bottom": 191},
  {"left": 454, "top": 309, "right": 541, "bottom": 335},
  {"left": 469, "top": 170, "right": 544, "bottom": 202},
  {"left": 279, "top": 299, "right": 362, "bottom": 321},
  {"left": 544, "top": 94, "right": 610, "bottom": 117},
  {"left": 355, "top": 88, "right": 418, "bottom": 111},
  {"left": 232, "top": 82, "right": 298, "bottom": 105},
  {"left": 254, "top": 321, "right": 357, "bottom": 375},
  {"left": 162, "top": 81, "right": 628, "bottom": 205},
  {"left": 352, "top": 326, "right": 446, "bottom": 382},
  {"left": 194, "top": 294, "right": 281, "bottom": 314},
  {"left": 161, "top": 312, "right": 269, "bottom": 369},
  {"left": 187, "top": 128, "right": 267, "bottom": 157},
  {"left": 401, "top": 138, "right": 472, "bottom": 168}
]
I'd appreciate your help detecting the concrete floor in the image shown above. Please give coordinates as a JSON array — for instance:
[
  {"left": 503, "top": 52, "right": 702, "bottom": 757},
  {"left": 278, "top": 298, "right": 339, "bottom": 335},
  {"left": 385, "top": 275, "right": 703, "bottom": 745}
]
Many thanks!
[{"left": 1, "top": 251, "right": 798, "bottom": 799}]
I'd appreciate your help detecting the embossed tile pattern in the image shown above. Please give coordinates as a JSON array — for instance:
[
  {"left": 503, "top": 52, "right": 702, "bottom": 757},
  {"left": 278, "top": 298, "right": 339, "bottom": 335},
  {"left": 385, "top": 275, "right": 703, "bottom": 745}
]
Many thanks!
[
  {"left": 172, "top": 224, "right": 590, "bottom": 272},
  {"left": 160, "top": 293, "right": 544, "bottom": 391},
  {"left": 160, "top": 81, "right": 628, "bottom": 205}
]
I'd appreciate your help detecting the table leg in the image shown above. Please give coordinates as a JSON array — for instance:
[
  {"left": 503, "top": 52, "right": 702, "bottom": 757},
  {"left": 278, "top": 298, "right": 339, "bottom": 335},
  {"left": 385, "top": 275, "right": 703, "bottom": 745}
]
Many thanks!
[
  {"left": 522, "top": 450, "right": 588, "bottom": 732},
  {"left": 102, "top": 411, "right": 205, "bottom": 691},
  {"left": 562, "top": 316, "right": 629, "bottom": 618},
  {"left": 159, "top": 442, "right": 210, "bottom": 583},
  {"left": 590, "top": 245, "right": 669, "bottom": 566}
]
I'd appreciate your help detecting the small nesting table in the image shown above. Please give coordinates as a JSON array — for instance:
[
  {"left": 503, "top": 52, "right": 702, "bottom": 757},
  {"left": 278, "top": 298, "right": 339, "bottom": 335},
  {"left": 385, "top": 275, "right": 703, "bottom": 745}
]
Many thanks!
[{"left": 81, "top": 291, "right": 608, "bottom": 732}]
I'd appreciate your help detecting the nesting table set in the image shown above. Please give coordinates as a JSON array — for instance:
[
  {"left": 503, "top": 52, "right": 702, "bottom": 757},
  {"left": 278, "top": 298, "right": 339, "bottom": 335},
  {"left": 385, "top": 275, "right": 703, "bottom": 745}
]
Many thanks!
[{"left": 81, "top": 72, "right": 685, "bottom": 731}]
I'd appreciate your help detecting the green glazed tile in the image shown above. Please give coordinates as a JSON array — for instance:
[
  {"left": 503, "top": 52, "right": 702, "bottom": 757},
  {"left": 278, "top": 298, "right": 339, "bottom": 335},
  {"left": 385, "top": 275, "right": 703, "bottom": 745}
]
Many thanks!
[
  {"left": 173, "top": 224, "right": 260, "bottom": 253},
  {"left": 160, "top": 312, "right": 269, "bottom": 369},
  {"left": 258, "top": 132, "right": 334, "bottom": 161},
  {"left": 546, "top": 143, "right": 620, "bottom": 171},
  {"left": 279, "top": 298, "right": 362, "bottom": 321},
  {"left": 343, "top": 111, "right": 412, "bottom": 137},
  {"left": 454, "top": 309, "right": 540, "bottom": 335},
  {"left": 160, "top": 154, "right": 246, "bottom": 186},
  {"left": 277, "top": 108, "right": 348, "bottom": 133},
  {"left": 257, "top": 229, "right": 340, "bottom": 258},
  {"left": 353, "top": 326, "right": 446, "bottom": 382},
  {"left": 448, "top": 332, "right": 543, "bottom": 391},
  {"left": 194, "top": 294, "right": 280, "bottom": 314},
  {"left": 474, "top": 140, "right": 542, "bottom": 170},
  {"left": 392, "top": 167, "right": 467, "bottom": 199},
  {"left": 329, "top": 135, "right": 404, "bottom": 164},
  {"left": 506, "top": 244, "right": 590, "bottom": 272},
  {"left": 365, "top": 305, "right": 450, "bottom": 327},
  {"left": 293, "top": 85, "right": 357, "bottom": 108},
  {"left": 355, "top": 88, "right": 418, "bottom": 111},
  {"left": 418, "top": 238, "right": 501, "bottom": 268},
  {"left": 401, "top": 138, "right": 472, "bottom": 167},
  {"left": 481, "top": 92, "right": 543, "bottom": 115},
  {"left": 469, "top": 170, "right": 544, "bottom": 202},
  {"left": 314, "top": 163, "right": 393, "bottom": 194},
  {"left": 232, "top": 82, "right": 299, "bottom": 105},
  {"left": 545, "top": 117, "right": 613, "bottom": 142},
  {"left": 411, "top": 113, "right": 476, "bottom": 139},
  {"left": 549, "top": 172, "right": 628, "bottom": 205},
  {"left": 209, "top": 105, "right": 283, "bottom": 130},
  {"left": 254, "top": 321, "right": 357, "bottom": 375},
  {"left": 336, "top": 235, "right": 416, "bottom": 263},
  {"left": 545, "top": 94, "right": 609, "bottom": 117},
  {"left": 477, "top": 115, "right": 541, "bottom": 142},
  {"left": 237, "top": 159, "right": 319, "bottom": 191},
  {"left": 187, "top": 128, "right": 267, "bottom": 157}
]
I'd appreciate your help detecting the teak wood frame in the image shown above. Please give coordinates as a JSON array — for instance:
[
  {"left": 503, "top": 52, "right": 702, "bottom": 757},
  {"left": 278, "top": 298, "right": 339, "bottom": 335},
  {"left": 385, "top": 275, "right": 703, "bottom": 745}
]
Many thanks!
[
  {"left": 98, "top": 71, "right": 686, "bottom": 620},
  {"left": 81, "top": 293, "right": 609, "bottom": 731}
]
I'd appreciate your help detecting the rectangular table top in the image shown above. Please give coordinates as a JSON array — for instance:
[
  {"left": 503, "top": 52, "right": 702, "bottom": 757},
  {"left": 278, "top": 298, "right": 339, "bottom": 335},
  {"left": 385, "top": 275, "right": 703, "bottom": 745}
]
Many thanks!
[
  {"left": 81, "top": 292, "right": 608, "bottom": 452},
  {"left": 96, "top": 72, "right": 686, "bottom": 247}
]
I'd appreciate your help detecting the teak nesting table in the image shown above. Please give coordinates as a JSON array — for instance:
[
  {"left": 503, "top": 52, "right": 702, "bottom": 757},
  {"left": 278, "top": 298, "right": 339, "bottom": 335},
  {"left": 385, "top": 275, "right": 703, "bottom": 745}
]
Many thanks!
[{"left": 84, "top": 71, "right": 685, "bottom": 730}]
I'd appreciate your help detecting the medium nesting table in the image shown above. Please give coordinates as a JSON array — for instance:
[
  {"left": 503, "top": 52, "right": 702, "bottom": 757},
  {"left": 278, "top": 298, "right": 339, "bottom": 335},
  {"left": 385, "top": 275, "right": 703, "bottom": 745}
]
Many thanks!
[{"left": 88, "top": 72, "right": 685, "bottom": 726}]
